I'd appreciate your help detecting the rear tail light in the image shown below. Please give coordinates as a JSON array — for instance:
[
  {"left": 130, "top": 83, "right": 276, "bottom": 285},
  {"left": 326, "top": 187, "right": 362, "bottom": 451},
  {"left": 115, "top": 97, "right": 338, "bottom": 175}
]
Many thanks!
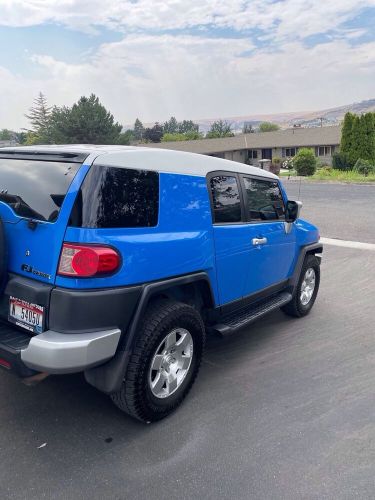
[{"left": 58, "top": 243, "right": 120, "bottom": 277}]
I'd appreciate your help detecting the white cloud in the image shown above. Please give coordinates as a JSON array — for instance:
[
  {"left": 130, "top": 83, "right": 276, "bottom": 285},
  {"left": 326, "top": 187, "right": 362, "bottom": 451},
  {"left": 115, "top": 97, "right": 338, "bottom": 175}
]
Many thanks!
[
  {"left": 2, "top": 0, "right": 375, "bottom": 40},
  {"left": 1, "top": 33, "right": 375, "bottom": 129}
]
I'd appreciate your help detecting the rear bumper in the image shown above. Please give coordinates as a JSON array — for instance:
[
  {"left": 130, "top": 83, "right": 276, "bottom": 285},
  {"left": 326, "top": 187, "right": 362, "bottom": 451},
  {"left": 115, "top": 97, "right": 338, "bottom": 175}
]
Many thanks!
[
  {"left": 21, "top": 328, "right": 121, "bottom": 374},
  {"left": 0, "top": 321, "right": 121, "bottom": 375}
]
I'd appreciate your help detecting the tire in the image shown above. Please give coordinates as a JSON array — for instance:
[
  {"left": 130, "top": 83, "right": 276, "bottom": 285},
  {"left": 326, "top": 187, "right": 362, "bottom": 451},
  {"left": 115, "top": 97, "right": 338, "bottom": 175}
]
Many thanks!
[
  {"left": 111, "top": 298, "right": 205, "bottom": 423},
  {"left": 282, "top": 254, "right": 320, "bottom": 318}
]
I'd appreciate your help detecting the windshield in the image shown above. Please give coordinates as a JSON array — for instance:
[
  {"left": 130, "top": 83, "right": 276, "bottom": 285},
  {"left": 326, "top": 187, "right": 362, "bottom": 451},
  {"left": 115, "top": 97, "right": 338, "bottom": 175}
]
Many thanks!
[{"left": 0, "top": 159, "right": 80, "bottom": 222}]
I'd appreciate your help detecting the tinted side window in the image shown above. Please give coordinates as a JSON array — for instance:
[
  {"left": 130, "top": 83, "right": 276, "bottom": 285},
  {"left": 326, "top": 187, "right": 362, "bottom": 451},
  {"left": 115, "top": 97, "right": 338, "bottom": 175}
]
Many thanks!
[
  {"left": 243, "top": 177, "right": 285, "bottom": 221},
  {"left": 71, "top": 165, "right": 159, "bottom": 228},
  {"left": 210, "top": 175, "right": 242, "bottom": 223}
]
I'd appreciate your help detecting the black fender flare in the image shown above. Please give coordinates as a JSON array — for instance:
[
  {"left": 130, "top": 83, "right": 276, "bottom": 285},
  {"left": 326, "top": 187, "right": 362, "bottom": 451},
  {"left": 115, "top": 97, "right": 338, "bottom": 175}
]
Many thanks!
[
  {"left": 289, "top": 242, "right": 323, "bottom": 290},
  {"left": 85, "top": 272, "right": 215, "bottom": 393}
]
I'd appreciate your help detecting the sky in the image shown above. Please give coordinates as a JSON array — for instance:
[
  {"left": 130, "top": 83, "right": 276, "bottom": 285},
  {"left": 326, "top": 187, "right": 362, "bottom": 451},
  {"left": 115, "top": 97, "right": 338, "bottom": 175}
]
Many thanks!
[{"left": 1, "top": 0, "right": 375, "bottom": 130}]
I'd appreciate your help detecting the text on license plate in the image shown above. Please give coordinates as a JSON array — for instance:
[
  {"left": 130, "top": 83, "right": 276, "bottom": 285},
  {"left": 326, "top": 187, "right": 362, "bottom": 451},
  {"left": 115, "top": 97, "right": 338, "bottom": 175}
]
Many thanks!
[{"left": 9, "top": 296, "right": 44, "bottom": 333}]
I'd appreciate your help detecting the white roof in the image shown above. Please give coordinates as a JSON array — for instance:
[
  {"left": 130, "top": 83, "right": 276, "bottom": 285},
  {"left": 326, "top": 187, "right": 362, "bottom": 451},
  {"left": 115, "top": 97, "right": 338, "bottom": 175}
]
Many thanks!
[
  {"left": 94, "top": 147, "right": 277, "bottom": 179},
  {"left": 1, "top": 145, "right": 277, "bottom": 179}
]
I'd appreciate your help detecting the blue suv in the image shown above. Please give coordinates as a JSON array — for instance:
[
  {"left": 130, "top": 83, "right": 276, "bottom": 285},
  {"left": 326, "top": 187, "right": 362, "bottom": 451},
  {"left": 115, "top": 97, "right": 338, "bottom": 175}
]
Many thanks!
[{"left": 0, "top": 145, "right": 322, "bottom": 422}]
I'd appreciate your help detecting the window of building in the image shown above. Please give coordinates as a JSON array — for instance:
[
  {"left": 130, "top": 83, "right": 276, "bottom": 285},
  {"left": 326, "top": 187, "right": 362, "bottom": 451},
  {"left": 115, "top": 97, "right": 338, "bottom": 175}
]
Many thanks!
[
  {"left": 283, "top": 147, "right": 298, "bottom": 157},
  {"left": 248, "top": 150, "right": 258, "bottom": 160},
  {"left": 317, "top": 146, "right": 332, "bottom": 156},
  {"left": 210, "top": 175, "right": 242, "bottom": 224},
  {"left": 71, "top": 165, "right": 159, "bottom": 228},
  {"left": 242, "top": 177, "right": 285, "bottom": 221}
]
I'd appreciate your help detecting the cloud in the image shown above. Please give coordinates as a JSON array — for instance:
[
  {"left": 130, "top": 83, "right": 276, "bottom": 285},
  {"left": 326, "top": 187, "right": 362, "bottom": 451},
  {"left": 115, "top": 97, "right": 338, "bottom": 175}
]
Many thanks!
[
  {"left": 2, "top": 0, "right": 375, "bottom": 40},
  {"left": 1, "top": 32, "right": 375, "bottom": 129}
]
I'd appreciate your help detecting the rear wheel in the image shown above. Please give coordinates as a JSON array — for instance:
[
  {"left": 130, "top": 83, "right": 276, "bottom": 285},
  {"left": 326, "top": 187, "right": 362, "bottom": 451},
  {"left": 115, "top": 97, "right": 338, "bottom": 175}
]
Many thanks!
[
  {"left": 282, "top": 254, "right": 320, "bottom": 317},
  {"left": 111, "top": 299, "right": 205, "bottom": 422}
]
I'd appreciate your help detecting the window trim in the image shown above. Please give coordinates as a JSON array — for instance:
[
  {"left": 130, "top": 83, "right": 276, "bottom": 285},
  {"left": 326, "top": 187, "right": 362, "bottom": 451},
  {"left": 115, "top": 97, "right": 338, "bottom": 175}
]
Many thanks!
[
  {"left": 239, "top": 174, "right": 286, "bottom": 224},
  {"left": 206, "top": 171, "right": 246, "bottom": 225}
]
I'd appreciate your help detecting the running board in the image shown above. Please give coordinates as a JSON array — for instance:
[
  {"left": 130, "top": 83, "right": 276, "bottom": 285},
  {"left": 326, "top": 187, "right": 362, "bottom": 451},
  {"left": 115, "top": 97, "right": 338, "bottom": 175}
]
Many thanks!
[{"left": 211, "top": 291, "right": 293, "bottom": 336}]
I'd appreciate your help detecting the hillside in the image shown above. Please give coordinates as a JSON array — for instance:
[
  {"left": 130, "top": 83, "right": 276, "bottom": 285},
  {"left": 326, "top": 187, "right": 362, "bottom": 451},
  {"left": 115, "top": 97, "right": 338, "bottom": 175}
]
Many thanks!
[{"left": 195, "top": 98, "right": 375, "bottom": 133}]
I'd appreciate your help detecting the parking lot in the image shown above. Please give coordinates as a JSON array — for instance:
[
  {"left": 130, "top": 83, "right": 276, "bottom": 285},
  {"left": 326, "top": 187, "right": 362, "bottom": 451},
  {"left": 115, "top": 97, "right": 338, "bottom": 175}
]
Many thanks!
[{"left": 0, "top": 181, "right": 374, "bottom": 500}]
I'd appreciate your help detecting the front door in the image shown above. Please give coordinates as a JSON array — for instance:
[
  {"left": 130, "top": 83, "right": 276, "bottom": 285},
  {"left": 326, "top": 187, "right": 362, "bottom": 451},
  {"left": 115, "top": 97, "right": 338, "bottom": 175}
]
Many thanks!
[
  {"left": 240, "top": 175, "right": 296, "bottom": 296},
  {"left": 261, "top": 149, "right": 272, "bottom": 160}
]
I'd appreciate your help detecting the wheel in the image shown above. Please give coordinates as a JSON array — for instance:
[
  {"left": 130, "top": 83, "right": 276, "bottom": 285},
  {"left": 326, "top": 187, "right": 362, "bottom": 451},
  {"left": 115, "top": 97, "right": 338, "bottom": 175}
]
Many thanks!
[
  {"left": 111, "top": 299, "right": 205, "bottom": 423},
  {"left": 282, "top": 254, "right": 320, "bottom": 318}
]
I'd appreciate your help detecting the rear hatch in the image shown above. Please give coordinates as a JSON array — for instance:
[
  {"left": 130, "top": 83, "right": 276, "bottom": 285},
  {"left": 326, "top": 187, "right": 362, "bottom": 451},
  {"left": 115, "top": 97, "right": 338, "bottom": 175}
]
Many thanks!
[{"left": 0, "top": 151, "right": 89, "bottom": 330}]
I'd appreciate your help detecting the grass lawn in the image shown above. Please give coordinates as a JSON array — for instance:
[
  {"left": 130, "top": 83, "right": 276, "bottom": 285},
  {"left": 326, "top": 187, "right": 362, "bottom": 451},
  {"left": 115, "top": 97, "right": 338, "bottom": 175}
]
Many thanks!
[{"left": 280, "top": 169, "right": 375, "bottom": 183}]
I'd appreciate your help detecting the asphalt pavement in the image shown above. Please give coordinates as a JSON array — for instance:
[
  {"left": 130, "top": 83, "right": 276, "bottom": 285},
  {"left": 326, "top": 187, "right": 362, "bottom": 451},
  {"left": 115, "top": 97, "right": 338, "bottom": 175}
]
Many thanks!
[
  {"left": 0, "top": 182, "right": 374, "bottom": 500},
  {"left": 283, "top": 180, "right": 375, "bottom": 243}
]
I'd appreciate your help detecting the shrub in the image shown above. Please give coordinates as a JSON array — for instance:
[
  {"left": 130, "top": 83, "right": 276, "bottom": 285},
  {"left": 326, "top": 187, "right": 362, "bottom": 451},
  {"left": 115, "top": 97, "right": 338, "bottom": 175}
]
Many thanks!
[
  {"left": 354, "top": 158, "right": 375, "bottom": 176},
  {"left": 293, "top": 148, "right": 317, "bottom": 176},
  {"left": 332, "top": 152, "right": 354, "bottom": 171}
]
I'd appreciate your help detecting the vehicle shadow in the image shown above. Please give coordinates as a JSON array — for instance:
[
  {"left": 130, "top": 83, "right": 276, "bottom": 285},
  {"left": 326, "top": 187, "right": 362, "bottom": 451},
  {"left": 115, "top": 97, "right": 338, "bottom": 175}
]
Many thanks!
[{"left": 0, "top": 308, "right": 297, "bottom": 493}]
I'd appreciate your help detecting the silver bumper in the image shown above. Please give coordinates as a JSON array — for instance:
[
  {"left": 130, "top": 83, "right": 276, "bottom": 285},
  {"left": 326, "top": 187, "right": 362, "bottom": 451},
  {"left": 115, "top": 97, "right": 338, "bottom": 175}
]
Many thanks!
[{"left": 21, "top": 328, "right": 121, "bottom": 374}]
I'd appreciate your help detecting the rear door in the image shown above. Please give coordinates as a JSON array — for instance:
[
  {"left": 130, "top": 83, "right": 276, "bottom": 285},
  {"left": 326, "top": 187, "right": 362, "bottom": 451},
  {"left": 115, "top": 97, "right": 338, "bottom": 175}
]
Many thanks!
[
  {"left": 0, "top": 155, "right": 86, "bottom": 285},
  {"left": 240, "top": 175, "right": 296, "bottom": 296}
]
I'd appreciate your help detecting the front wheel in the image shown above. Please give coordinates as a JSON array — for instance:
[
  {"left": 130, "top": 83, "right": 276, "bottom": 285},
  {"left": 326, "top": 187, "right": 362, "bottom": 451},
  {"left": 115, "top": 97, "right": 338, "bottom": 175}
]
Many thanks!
[
  {"left": 282, "top": 254, "right": 320, "bottom": 317},
  {"left": 111, "top": 299, "right": 205, "bottom": 422}
]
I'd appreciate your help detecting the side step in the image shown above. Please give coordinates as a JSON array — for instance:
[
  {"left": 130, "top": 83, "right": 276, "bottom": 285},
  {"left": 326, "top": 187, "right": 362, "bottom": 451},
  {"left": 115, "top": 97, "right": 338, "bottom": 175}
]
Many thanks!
[{"left": 211, "top": 291, "right": 292, "bottom": 336}]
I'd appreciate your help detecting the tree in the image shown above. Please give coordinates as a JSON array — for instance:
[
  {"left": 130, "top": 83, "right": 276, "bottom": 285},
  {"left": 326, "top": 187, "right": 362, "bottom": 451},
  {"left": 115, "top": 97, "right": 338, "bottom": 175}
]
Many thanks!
[
  {"left": 340, "top": 112, "right": 355, "bottom": 160},
  {"left": 145, "top": 123, "right": 163, "bottom": 143},
  {"left": 163, "top": 116, "right": 179, "bottom": 134},
  {"left": 340, "top": 112, "right": 375, "bottom": 166},
  {"left": 48, "top": 94, "right": 122, "bottom": 144},
  {"left": 243, "top": 122, "right": 254, "bottom": 134},
  {"left": 133, "top": 118, "right": 145, "bottom": 141},
  {"left": 24, "top": 92, "right": 52, "bottom": 141},
  {"left": 116, "top": 129, "right": 134, "bottom": 145},
  {"left": 258, "top": 122, "right": 280, "bottom": 132},
  {"left": 293, "top": 148, "right": 317, "bottom": 176},
  {"left": 178, "top": 120, "right": 199, "bottom": 134},
  {"left": 0, "top": 129, "right": 12, "bottom": 140},
  {"left": 206, "top": 120, "right": 234, "bottom": 139}
]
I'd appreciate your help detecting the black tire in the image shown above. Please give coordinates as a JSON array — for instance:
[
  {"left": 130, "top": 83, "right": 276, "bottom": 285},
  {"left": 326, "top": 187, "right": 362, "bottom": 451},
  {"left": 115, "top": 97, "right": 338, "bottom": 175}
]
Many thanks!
[
  {"left": 111, "top": 299, "right": 205, "bottom": 423},
  {"left": 282, "top": 254, "right": 320, "bottom": 318}
]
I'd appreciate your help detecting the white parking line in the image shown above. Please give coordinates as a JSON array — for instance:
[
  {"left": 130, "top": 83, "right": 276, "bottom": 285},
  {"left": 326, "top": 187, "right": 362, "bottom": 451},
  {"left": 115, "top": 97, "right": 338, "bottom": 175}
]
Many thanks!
[{"left": 320, "top": 237, "right": 375, "bottom": 251}]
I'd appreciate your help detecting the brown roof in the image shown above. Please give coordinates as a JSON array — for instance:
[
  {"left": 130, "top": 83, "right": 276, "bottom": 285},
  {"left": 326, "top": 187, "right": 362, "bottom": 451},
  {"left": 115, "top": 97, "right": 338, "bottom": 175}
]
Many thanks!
[{"left": 142, "top": 125, "right": 341, "bottom": 154}]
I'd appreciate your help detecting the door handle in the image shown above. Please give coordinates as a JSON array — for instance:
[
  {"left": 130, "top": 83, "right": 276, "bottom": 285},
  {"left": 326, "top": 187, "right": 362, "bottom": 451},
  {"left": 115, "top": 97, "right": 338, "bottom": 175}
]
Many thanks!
[{"left": 252, "top": 237, "right": 268, "bottom": 246}]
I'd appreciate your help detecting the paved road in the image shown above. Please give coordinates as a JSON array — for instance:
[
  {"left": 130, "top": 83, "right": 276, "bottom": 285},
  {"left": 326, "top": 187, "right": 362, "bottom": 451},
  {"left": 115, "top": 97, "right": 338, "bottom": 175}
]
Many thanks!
[
  {"left": 283, "top": 180, "right": 375, "bottom": 243},
  {"left": 0, "top": 184, "right": 374, "bottom": 499}
]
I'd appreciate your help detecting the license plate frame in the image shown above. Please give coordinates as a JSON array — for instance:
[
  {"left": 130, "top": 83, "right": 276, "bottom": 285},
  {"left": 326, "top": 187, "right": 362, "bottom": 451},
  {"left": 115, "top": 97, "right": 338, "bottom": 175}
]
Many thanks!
[{"left": 8, "top": 296, "right": 44, "bottom": 334}]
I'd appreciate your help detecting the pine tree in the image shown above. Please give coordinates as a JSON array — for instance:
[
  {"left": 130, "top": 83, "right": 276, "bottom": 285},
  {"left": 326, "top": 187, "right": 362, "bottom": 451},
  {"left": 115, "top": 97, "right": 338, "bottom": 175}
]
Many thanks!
[
  {"left": 25, "top": 92, "right": 52, "bottom": 137},
  {"left": 163, "top": 116, "right": 178, "bottom": 134},
  {"left": 133, "top": 118, "right": 145, "bottom": 141},
  {"left": 340, "top": 112, "right": 355, "bottom": 158}
]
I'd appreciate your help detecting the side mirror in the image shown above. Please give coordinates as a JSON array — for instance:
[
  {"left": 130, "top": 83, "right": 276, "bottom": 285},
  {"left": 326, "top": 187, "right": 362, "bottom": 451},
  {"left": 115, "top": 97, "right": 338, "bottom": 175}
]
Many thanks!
[{"left": 285, "top": 200, "right": 302, "bottom": 222}]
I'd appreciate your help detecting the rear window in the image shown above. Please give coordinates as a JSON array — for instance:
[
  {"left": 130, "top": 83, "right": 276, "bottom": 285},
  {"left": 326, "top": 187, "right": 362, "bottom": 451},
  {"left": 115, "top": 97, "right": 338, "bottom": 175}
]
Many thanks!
[
  {"left": 0, "top": 159, "right": 80, "bottom": 222},
  {"left": 70, "top": 165, "right": 159, "bottom": 228}
]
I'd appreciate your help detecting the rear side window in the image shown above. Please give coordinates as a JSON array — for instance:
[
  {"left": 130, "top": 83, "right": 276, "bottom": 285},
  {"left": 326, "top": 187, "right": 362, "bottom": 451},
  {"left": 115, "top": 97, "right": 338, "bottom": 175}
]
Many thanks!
[
  {"left": 0, "top": 159, "right": 80, "bottom": 222},
  {"left": 71, "top": 165, "right": 159, "bottom": 228},
  {"left": 243, "top": 177, "right": 285, "bottom": 221},
  {"left": 210, "top": 175, "right": 242, "bottom": 223}
]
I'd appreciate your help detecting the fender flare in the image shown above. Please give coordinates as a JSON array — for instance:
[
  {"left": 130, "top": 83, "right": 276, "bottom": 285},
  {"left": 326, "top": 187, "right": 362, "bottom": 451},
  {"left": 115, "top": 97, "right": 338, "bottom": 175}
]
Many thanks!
[
  {"left": 84, "top": 272, "right": 215, "bottom": 393},
  {"left": 289, "top": 242, "right": 323, "bottom": 289}
]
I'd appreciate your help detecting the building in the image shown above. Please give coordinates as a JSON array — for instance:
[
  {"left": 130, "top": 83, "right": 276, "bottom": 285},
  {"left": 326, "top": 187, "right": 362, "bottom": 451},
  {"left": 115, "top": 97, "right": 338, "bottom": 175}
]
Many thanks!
[{"left": 144, "top": 125, "right": 341, "bottom": 166}]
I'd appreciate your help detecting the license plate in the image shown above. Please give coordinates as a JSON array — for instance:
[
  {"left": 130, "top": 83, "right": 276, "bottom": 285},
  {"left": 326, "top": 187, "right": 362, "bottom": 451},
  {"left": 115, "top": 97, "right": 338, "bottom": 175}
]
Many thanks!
[{"left": 8, "top": 296, "right": 44, "bottom": 334}]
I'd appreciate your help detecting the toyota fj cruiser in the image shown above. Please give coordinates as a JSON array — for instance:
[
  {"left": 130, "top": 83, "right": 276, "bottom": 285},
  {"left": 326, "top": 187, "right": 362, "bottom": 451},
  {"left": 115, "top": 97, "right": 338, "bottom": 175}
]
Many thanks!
[{"left": 0, "top": 145, "right": 322, "bottom": 422}]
